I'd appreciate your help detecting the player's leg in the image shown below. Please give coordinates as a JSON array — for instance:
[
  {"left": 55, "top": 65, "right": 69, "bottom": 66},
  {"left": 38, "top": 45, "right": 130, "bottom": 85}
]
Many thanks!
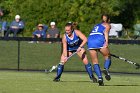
[
  {"left": 77, "top": 48, "right": 97, "bottom": 83},
  {"left": 89, "top": 49, "right": 104, "bottom": 86},
  {"left": 100, "top": 47, "right": 111, "bottom": 81},
  {"left": 53, "top": 52, "right": 72, "bottom": 82}
]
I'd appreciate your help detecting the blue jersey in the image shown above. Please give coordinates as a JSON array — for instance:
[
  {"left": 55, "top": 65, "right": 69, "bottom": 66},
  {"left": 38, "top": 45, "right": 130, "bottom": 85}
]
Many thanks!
[
  {"left": 87, "top": 23, "right": 106, "bottom": 49},
  {"left": 65, "top": 31, "right": 82, "bottom": 51},
  {"left": 90, "top": 23, "right": 105, "bottom": 35}
]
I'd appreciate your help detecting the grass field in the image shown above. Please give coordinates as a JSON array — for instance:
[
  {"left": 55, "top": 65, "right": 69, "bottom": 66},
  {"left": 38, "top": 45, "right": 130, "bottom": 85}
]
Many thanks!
[
  {"left": 0, "top": 71, "right": 140, "bottom": 93},
  {"left": 0, "top": 39, "right": 140, "bottom": 93}
]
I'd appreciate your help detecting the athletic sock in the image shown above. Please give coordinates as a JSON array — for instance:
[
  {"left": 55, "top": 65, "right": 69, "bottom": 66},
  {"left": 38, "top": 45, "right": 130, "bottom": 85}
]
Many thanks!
[
  {"left": 93, "top": 64, "right": 102, "bottom": 79},
  {"left": 104, "top": 58, "right": 111, "bottom": 70},
  {"left": 85, "top": 63, "right": 93, "bottom": 79},
  {"left": 56, "top": 64, "right": 64, "bottom": 79}
]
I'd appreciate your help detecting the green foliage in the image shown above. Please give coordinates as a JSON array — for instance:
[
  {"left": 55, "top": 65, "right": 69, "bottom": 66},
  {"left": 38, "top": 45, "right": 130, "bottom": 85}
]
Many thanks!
[{"left": 0, "top": 0, "right": 140, "bottom": 36}]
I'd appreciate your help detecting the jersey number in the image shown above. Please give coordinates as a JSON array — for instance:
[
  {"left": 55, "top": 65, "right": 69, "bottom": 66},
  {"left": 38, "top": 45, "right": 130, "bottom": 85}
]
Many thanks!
[{"left": 92, "top": 26, "right": 99, "bottom": 32}]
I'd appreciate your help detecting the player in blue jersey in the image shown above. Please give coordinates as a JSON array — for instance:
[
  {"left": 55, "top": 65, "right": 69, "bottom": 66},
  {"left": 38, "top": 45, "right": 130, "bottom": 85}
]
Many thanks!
[
  {"left": 87, "top": 14, "right": 111, "bottom": 86},
  {"left": 53, "top": 23, "right": 97, "bottom": 82}
]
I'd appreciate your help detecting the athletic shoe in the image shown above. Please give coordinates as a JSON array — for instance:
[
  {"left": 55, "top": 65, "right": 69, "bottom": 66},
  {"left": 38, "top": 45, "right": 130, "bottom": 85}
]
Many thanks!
[
  {"left": 103, "top": 69, "right": 111, "bottom": 81},
  {"left": 90, "top": 76, "right": 97, "bottom": 83},
  {"left": 53, "top": 77, "right": 60, "bottom": 82},
  {"left": 98, "top": 78, "right": 104, "bottom": 86}
]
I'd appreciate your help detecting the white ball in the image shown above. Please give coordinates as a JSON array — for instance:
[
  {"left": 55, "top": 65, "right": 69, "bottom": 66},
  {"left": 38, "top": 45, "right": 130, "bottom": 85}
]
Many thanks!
[{"left": 52, "top": 66, "right": 56, "bottom": 69}]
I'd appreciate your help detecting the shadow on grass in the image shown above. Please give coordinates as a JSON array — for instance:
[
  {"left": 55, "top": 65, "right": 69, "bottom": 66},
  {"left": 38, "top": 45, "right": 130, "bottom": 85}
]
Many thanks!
[
  {"left": 60, "top": 80, "right": 91, "bottom": 83},
  {"left": 59, "top": 81, "right": 140, "bottom": 86},
  {"left": 104, "top": 84, "right": 140, "bottom": 86}
]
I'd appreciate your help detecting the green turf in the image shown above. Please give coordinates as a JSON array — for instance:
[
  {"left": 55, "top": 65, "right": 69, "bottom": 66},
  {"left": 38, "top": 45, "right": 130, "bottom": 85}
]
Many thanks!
[
  {"left": 0, "top": 41, "right": 140, "bottom": 73},
  {"left": 0, "top": 71, "right": 140, "bottom": 93}
]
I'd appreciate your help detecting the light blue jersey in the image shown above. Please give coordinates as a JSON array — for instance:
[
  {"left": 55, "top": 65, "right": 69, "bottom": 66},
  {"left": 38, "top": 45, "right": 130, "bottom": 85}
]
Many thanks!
[
  {"left": 87, "top": 23, "right": 106, "bottom": 49},
  {"left": 65, "top": 31, "right": 82, "bottom": 51}
]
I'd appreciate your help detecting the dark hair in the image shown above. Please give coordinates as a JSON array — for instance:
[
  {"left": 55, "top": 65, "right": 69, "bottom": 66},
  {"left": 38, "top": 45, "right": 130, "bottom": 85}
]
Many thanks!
[
  {"left": 72, "top": 22, "right": 79, "bottom": 30},
  {"left": 101, "top": 14, "right": 110, "bottom": 22},
  {"left": 65, "top": 22, "right": 80, "bottom": 30},
  {"left": 65, "top": 23, "right": 73, "bottom": 30},
  {"left": 65, "top": 22, "right": 72, "bottom": 26}
]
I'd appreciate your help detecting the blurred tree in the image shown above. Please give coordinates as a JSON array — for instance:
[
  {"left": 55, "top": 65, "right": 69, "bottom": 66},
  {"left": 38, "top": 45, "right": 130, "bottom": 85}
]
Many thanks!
[{"left": 0, "top": 0, "right": 139, "bottom": 37}]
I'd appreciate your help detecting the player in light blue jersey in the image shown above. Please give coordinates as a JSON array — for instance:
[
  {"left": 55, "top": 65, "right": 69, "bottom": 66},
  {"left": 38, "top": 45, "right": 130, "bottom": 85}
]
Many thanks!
[
  {"left": 53, "top": 23, "right": 97, "bottom": 83},
  {"left": 87, "top": 14, "right": 111, "bottom": 86}
]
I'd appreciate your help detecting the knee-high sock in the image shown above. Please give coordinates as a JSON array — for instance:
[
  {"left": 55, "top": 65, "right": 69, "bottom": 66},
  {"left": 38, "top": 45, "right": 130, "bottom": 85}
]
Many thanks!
[
  {"left": 104, "top": 58, "right": 111, "bottom": 70},
  {"left": 56, "top": 64, "right": 64, "bottom": 79},
  {"left": 85, "top": 63, "right": 93, "bottom": 79},
  {"left": 94, "top": 64, "right": 102, "bottom": 79}
]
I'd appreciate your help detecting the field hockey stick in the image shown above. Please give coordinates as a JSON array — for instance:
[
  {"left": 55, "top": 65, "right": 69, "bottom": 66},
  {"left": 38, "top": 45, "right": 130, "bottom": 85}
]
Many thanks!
[
  {"left": 110, "top": 54, "right": 140, "bottom": 69},
  {"left": 45, "top": 51, "right": 77, "bottom": 73}
]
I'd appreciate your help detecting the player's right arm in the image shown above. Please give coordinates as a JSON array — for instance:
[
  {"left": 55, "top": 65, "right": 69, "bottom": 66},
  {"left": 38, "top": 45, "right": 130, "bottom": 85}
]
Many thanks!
[
  {"left": 62, "top": 34, "right": 67, "bottom": 56},
  {"left": 60, "top": 34, "right": 68, "bottom": 63}
]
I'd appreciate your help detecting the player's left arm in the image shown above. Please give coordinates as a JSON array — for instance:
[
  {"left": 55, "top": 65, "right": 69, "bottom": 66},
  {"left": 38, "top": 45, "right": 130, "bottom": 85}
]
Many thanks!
[
  {"left": 75, "top": 30, "right": 87, "bottom": 51},
  {"left": 104, "top": 24, "right": 111, "bottom": 47}
]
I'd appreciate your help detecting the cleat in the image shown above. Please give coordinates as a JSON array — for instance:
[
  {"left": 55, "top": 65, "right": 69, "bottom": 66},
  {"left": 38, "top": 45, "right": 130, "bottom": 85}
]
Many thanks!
[
  {"left": 53, "top": 77, "right": 60, "bottom": 82},
  {"left": 98, "top": 78, "right": 104, "bottom": 86},
  {"left": 91, "top": 76, "right": 97, "bottom": 83},
  {"left": 103, "top": 69, "right": 111, "bottom": 81}
]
